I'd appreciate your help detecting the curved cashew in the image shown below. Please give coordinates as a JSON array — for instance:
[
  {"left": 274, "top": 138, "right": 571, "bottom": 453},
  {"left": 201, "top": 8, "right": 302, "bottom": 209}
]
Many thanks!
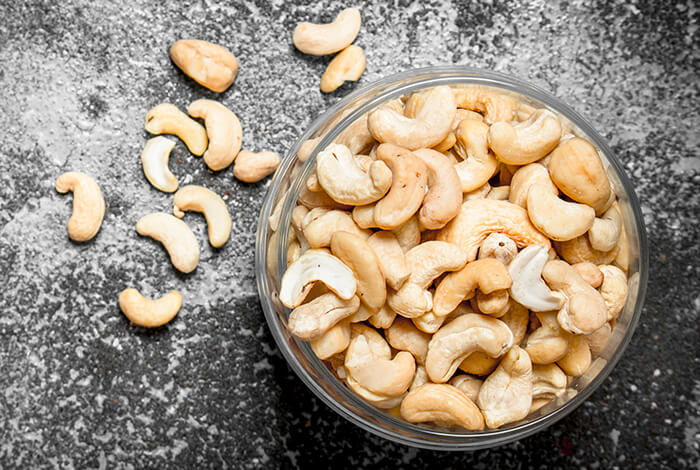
[
  {"left": 508, "top": 245, "right": 564, "bottom": 312},
  {"left": 335, "top": 114, "right": 376, "bottom": 155},
  {"left": 598, "top": 264, "right": 628, "bottom": 320},
  {"left": 279, "top": 249, "right": 357, "bottom": 308},
  {"left": 433, "top": 258, "right": 512, "bottom": 316},
  {"left": 392, "top": 216, "right": 421, "bottom": 252},
  {"left": 557, "top": 334, "right": 591, "bottom": 377},
  {"left": 555, "top": 234, "right": 619, "bottom": 265},
  {"left": 169, "top": 40, "right": 238, "bottom": 92},
  {"left": 320, "top": 45, "right": 366, "bottom": 93},
  {"left": 542, "top": 259, "right": 608, "bottom": 335},
  {"left": 433, "top": 132, "right": 456, "bottom": 153},
  {"left": 425, "top": 313, "right": 513, "bottom": 383},
  {"left": 475, "top": 290, "right": 510, "bottom": 317},
  {"left": 400, "top": 384, "right": 484, "bottom": 430},
  {"left": 55, "top": 171, "right": 105, "bottom": 242},
  {"left": 288, "top": 292, "right": 360, "bottom": 341},
  {"left": 585, "top": 322, "right": 612, "bottom": 357},
  {"left": 548, "top": 137, "right": 611, "bottom": 213},
  {"left": 298, "top": 185, "right": 350, "bottom": 210},
  {"left": 366, "top": 231, "right": 410, "bottom": 290},
  {"left": 527, "top": 184, "right": 596, "bottom": 241},
  {"left": 524, "top": 313, "right": 570, "bottom": 364},
  {"left": 368, "top": 86, "right": 456, "bottom": 150},
  {"left": 311, "top": 320, "right": 351, "bottom": 360},
  {"left": 145, "top": 103, "right": 208, "bottom": 156},
  {"left": 292, "top": 8, "right": 362, "bottom": 55},
  {"left": 413, "top": 148, "right": 462, "bottom": 230},
  {"left": 303, "top": 210, "right": 370, "bottom": 248},
  {"left": 477, "top": 346, "right": 533, "bottom": 428},
  {"left": 119, "top": 288, "right": 182, "bottom": 327},
  {"left": 345, "top": 333, "right": 415, "bottom": 397},
  {"left": 488, "top": 109, "right": 562, "bottom": 165},
  {"left": 141, "top": 137, "right": 178, "bottom": 193},
  {"left": 368, "top": 304, "right": 396, "bottom": 329},
  {"left": 532, "top": 364, "right": 567, "bottom": 400},
  {"left": 136, "top": 212, "right": 200, "bottom": 273},
  {"left": 173, "top": 185, "right": 231, "bottom": 248},
  {"left": 437, "top": 199, "right": 551, "bottom": 261},
  {"left": 613, "top": 226, "right": 630, "bottom": 272},
  {"left": 330, "top": 231, "right": 386, "bottom": 312},
  {"left": 233, "top": 150, "right": 280, "bottom": 183},
  {"left": 588, "top": 203, "right": 622, "bottom": 252},
  {"left": 453, "top": 119, "right": 499, "bottom": 192},
  {"left": 501, "top": 301, "right": 529, "bottom": 346},
  {"left": 388, "top": 241, "right": 468, "bottom": 318},
  {"left": 508, "top": 163, "right": 558, "bottom": 209},
  {"left": 572, "top": 262, "right": 604, "bottom": 288},
  {"left": 187, "top": 100, "right": 242, "bottom": 171},
  {"left": 316, "top": 144, "right": 391, "bottom": 205},
  {"left": 385, "top": 317, "right": 431, "bottom": 365},
  {"left": 452, "top": 84, "right": 516, "bottom": 123},
  {"left": 449, "top": 374, "right": 483, "bottom": 403},
  {"left": 478, "top": 233, "right": 518, "bottom": 266}
]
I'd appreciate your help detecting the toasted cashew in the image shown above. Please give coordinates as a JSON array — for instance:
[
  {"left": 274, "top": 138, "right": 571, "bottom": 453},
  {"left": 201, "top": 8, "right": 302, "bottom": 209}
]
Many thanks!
[
  {"left": 288, "top": 292, "right": 360, "bottom": 341},
  {"left": 413, "top": 148, "right": 462, "bottom": 230},
  {"left": 453, "top": 119, "right": 499, "bottom": 192},
  {"left": 141, "top": 137, "right": 178, "bottom": 193},
  {"left": 55, "top": 171, "right": 105, "bottom": 242},
  {"left": 588, "top": 203, "right": 622, "bottom": 252},
  {"left": 572, "top": 262, "right": 604, "bottom": 288},
  {"left": 136, "top": 213, "right": 200, "bottom": 273},
  {"left": 145, "top": 103, "right": 208, "bottom": 156},
  {"left": 311, "top": 320, "right": 351, "bottom": 359},
  {"left": 368, "top": 86, "right": 456, "bottom": 150},
  {"left": 598, "top": 264, "right": 628, "bottom": 320},
  {"left": 169, "top": 40, "right": 238, "bottom": 92},
  {"left": 303, "top": 210, "right": 370, "bottom": 248},
  {"left": 452, "top": 84, "right": 516, "bottom": 123},
  {"left": 488, "top": 109, "right": 562, "bottom": 165},
  {"left": 119, "top": 288, "right": 182, "bottom": 327},
  {"left": 508, "top": 163, "right": 558, "bottom": 209},
  {"left": 385, "top": 317, "right": 431, "bottom": 365},
  {"left": 233, "top": 150, "right": 280, "bottom": 183},
  {"left": 557, "top": 334, "right": 591, "bottom": 377},
  {"left": 527, "top": 184, "right": 596, "bottom": 241},
  {"left": 478, "top": 233, "right": 518, "bottom": 266},
  {"left": 532, "top": 364, "right": 567, "bottom": 400},
  {"left": 366, "top": 231, "right": 410, "bottom": 290},
  {"left": 187, "top": 100, "right": 241, "bottom": 171},
  {"left": 345, "top": 333, "right": 415, "bottom": 397},
  {"left": 320, "top": 45, "right": 366, "bottom": 93},
  {"left": 449, "top": 374, "right": 483, "bottom": 403},
  {"left": 585, "top": 322, "right": 612, "bottom": 357},
  {"left": 173, "top": 185, "right": 231, "bottom": 247},
  {"left": 401, "top": 384, "right": 484, "bottom": 430},
  {"left": 293, "top": 8, "right": 362, "bottom": 55}
]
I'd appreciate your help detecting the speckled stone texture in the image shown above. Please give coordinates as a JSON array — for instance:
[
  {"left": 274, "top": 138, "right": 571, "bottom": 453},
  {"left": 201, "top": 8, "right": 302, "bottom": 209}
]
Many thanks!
[{"left": 0, "top": 0, "right": 698, "bottom": 468}]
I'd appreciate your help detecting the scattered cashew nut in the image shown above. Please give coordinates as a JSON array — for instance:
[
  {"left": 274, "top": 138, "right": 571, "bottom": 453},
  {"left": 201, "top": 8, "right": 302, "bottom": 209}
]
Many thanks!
[
  {"left": 233, "top": 150, "right": 281, "bottom": 183},
  {"left": 321, "top": 45, "right": 366, "bottom": 93},
  {"left": 170, "top": 39, "right": 238, "bottom": 92},
  {"left": 188, "top": 99, "right": 242, "bottom": 171},
  {"left": 55, "top": 171, "right": 105, "bottom": 242},
  {"left": 136, "top": 212, "right": 200, "bottom": 273},
  {"left": 293, "top": 8, "right": 362, "bottom": 56},
  {"left": 145, "top": 103, "right": 208, "bottom": 156},
  {"left": 119, "top": 288, "right": 182, "bottom": 328}
]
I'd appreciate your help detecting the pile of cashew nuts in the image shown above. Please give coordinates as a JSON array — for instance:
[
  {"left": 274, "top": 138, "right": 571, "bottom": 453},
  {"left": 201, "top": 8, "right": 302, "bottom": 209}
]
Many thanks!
[{"left": 278, "top": 84, "right": 631, "bottom": 430}]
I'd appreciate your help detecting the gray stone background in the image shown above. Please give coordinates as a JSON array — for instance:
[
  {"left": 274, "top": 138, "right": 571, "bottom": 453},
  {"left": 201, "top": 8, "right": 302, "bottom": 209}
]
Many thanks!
[{"left": 0, "top": 0, "right": 698, "bottom": 468}]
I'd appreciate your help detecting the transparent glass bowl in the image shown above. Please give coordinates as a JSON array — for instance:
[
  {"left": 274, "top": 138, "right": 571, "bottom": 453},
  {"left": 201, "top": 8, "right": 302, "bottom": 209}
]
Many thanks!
[{"left": 255, "top": 66, "right": 648, "bottom": 450}]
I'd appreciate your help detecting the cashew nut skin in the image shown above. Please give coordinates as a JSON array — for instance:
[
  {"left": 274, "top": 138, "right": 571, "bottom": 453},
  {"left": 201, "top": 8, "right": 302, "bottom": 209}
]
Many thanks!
[
  {"left": 477, "top": 346, "right": 533, "bottom": 429},
  {"left": 145, "top": 103, "right": 208, "bottom": 156},
  {"left": 554, "top": 234, "right": 619, "bottom": 266},
  {"left": 119, "top": 288, "right": 182, "bottom": 328},
  {"left": 508, "top": 245, "right": 564, "bottom": 312},
  {"left": 141, "top": 137, "right": 178, "bottom": 193},
  {"left": 453, "top": 119, "right": 499, "bottom": 192},
  {"left": 401, "top": 383, "right": 484, "bottom": 430},
  {"left": 413, "top": 148, "right": 462, "bottom": 230},
  {"left": 169, "top": 39, "right": 238, "bottom": 92},
  {"left": 311, "top": 320, "right": 351, "bottom": 359},
  {"left": 233, "top": 150, "right": 281, "bottom": 183},
  {"left": 425, "top": 313, "right": 513, "bottom": 383},
  {"left": 173, "top": 185, "right": 231, "bottom": 248},
  {"left": 488, "top": 109, "right": 562, "bottom": 165},
  {"left": 293, "top": 8, "right": 362, "bottom": 56},
  {"left": 136, "top": 212, "right": 200, "bottom": 273},
  {"left": 588, "top": 203, "right": 622, "bottom": 252},
  {"left": 437, "top": 199, "right": 551, "bottom": 261},
  {"left": 477, "top": 233, "right": 518, "bottom": 266},
  {"left": 598, "top": 264, "right": 628, "bottom": 320},
  {"left": 508, "top": 163, "right": 558, "bottom": 209},
  {"left": 303, "top": 210, "right": 370, "bottom": 248},
  {"left": 527, "top": 183, "right": 596, "bottom": 241},
  {"left": 572, "top": 262, "right": 604, "bottom": 289},
  {"left": 321, "top": 45, "right": 366, "bottom": 93},
  {"left": 385, "top": 317, "right": 431, "bottom": 365},
  {"left": 557, "top": 334, "right": 591, "bottom": 377},
  {"left": 55, "top": 171, "right": 105, "bottom": 242},
  {"left": 452, "top": 84, "right": 516, "bottom": 123},
  {"left": 449, "top": 374, "right": 483, "bottom": 403},
  {"left": 366, "top": 231, "right": 410, "bottom": 290},
  {"left": 288, "top": 293, "right": 360, "bottom": 341},
  {"left": 368, "top": 86, "right": 456, "bottom": 150},
  {"left": 188, "top": 99, "right": 242, "bottom": 171}
]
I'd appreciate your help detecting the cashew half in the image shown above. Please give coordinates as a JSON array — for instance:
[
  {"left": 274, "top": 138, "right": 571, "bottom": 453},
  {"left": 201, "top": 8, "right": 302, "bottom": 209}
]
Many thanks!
[
  {"left": 453, "top": 119, "right": 499, "bottom": 192},
  {"left": 385, "top": 317, "right": 431, "bottom": 365},
  {"left": 588, "top": 203, "right": 622, "bottom": 252},
  {"left": 288, "top": 292, "right": 360, "bottom": 341},
  {"left": 141, "top": 137, "right": 178, "bottom": 193},
  {"left": 169, "top": 40, "right": 238, "bottom": 92},
  {"left": 145, "top": 103, "right": 208, "bottom": 156},
  {"left": 488, "top": 109, "right": 562, "bottom": 165},
  {"left": 188, "top": 99, "right": 242, "bottom": 171},
  {"left": 311, "top": 320, "right": 351, "bottom": 360},
  {"left": 233, "top": 150, "right": 280, "bottom": 183},
  {"left": 413, "top": 148, "right": 462, "bottom": 230},
  {"left": 401, "top": 384, "right": 484, "bottom": 430},
  {"left": 303, "top": 210, "right": 370, "bottom": 248},
  {"left": 366, "top": 231, "right": 410, "bottom": 290},
  {"left": 173, "top": 185, "right": 231, "bottom": 248},
  {"left": 55, "top": 171, "right": 105, "bottom": 242},
  {"left": 321, "top": 45, "right": 366, "bottom": 93},
  {"left": 598, "top": 264, "right": 628, "bottom": 320},
  {"left": 527, "top": 184, "right": 596, "bottom": 241},
  {"left": 508, "top": 163, "right": 558, "bottom": 209},
  {"left": 293, "top": 8, "right": 362, "bottom": 55},
  {"left": 119, "top": 288, "right": 182, "bottom": 328},
  {"left": 136, "top": 212, "right": 200, "bottom": 273}
]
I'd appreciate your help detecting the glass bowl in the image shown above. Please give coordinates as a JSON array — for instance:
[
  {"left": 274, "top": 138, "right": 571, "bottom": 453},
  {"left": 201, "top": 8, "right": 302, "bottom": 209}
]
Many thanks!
[{"left": 255, "top": 66, "right": 648, "bottom": 450}]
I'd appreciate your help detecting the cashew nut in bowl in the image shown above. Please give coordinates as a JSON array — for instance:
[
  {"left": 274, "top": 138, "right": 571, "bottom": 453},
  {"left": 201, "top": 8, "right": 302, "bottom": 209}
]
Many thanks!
[
  {"left": 585, "top": 322, "right": 612, "bottom": 357},
  {"left": 486, "top": 186, "right": 510, "bottom": 201},
  {"left": 487, "top": 109, "right": 562, "bottom": 165},
  {"left": 368, "top": 305, "right": 396, "bottom": 329},
  {"left": 293, "top": 8, "right": 361, "bottom": 56},
  {"left": 303, "top": 210, "right": 370, "bottom": 248},
  {"left": 527, "top": 184, "right": 596, "bottom": 241},
  {"left": 449, "top": 374, "right": 483, "bottom": 403},
  {"left": 413, "top": 148, "right": 462, "bottom": 229},
  {"left": 233, "top": 150, "right": 281, "bottom": 183},
  {"left": 320, "top": 45, "right": 366, "bottom": 93},
  {"left": 141, "top": 137, "right": 178, "bottom": 193},
  {"left": 173, "top": 185, "right": 231, "bottom": 248},
  {"left": 500, "top": 301, "right": 529, "bottom": 346},
  {"left": 477, "top": 233, "right": 518, "bottom": 266},
  {"left": 557, "top": 334, "right": 591, "bottom": 377},
  {"left": 531, "top": 364, "right": 567, "bottom": 400},
  {"left": 145, "top": 103, "right": 208, "bottom": 156},
  {"left": 459, "top": 352, "right": 500, "bottom": 376},
  {"left": 588, "top": 203, "right": 622, "bottom": 252},
  {"left": 136, "top": 212, "right": 200, "bottom": 273},
  {"left": 508, "top": 163, "right": 559, "bottom": 209},
  {"left": 55, "top": 171, "right": 105, "bottom": 242},
  {"left": 392, "top": 216, "right": 421, "bottom": 252},
  {"left": 119, "top": 288, "right": 182, "bottom": 328},
  {"left": 288, "top": 293, "right": 360, "bottom": 341},
  {"left": 508, "top": 245, "right": 565, "bottom": 312},
  {"left": 412, "top": 310, "right": 447, "bottom": 334},
  {"left": 452, "top": 84, "right": 516, "bottom": 123},
  {"left": 169, "top": 40, "right": 238, "bottom": 92},
  {"left": 524, "top": 313, "right": 570, "bottom": 365},
  {"left": 335, "top": 114, "right": 376, "bottom": 155},
  {"left": 311, "top": 320, "right": 351, "bottom": 360},
  {"left": 401, "top": 384, "right": 484, "bottom": 430},
  {"left": 366, "top": 231, "right": 410, "bottom": 290},
  {"left": 452, "top": 119, "right": 499, "bottom": 192},
  {"left": 475, "top": 290, "right": 510, "bottom": 317},
  {"left": 477, "top": 346, "right": 533, "bottom": 428},
  {"left": 572, "top": 262, "right": 604, "bottom": 288},
  {"left": 385, "top": 317, "right": 431, "bottom": 365},
  {"left": 598, "top": 264, "right": 629, "bottom": 320},
  {"left": 554, "top": 233, "right": 619, "bottom": 266},
  {"left": 188, "top": 99, "right": 242, "bottom": 171},
  {"left": 368, "top": 86, "right": 456, "bottom": 150}
]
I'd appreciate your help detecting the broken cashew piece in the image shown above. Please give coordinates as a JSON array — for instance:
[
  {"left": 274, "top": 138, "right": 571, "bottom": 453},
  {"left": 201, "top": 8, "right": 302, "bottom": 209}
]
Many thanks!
[
  {"left": 453, "top": 119, "right": 499, "bottom": 192},
  {"left": 136, "top": 212, "right": 200, "bottom": 273},
  {"left": 401, "top": 383, "right": 484, "bottom": 430},
  {"left": 508, "top": 245, "right": 565, "bottom": 312},
  {"left": 588, "top": 203, "right": 622, "bottom": 252},
  {"left": 119, "top": 288, "right": 182, "bottom": 328},
  {"left": 141, "top": 137, "right": 178, "bottom": 193},
  {"left": 293, "top": 8, "right": 362, "bottom": 55},
  {"left": 288, "top": 293, "right": 360, "bottom": 341},
  {"left": 413, "top": 148, "right": 462, "bottom": 230},
  {"left": 173, "top": 185, "right": 231, "bottom": 248},
  {"left": 320, "top": 45, "right": 366, "bottom": 93},
  {"left": 527, "top": 184, "right": 596, "bottom": 241},
  {"left": 170, "top": 39, "right": 238, "bottom": 92},
  {"left": 488, "top": 109, "right": 562, "bottom": 165},
  {"left": 145, "top": 103, "right": 208, "bottom": 156},
  {"left": 188, "top": 99, "right": 242, "bottom": 171},
  {"left": 233, "top": 150, "right": 281, "bottom": 183},
  {"left": 55, "top": 171, "right": 105, "bottom": 242}
]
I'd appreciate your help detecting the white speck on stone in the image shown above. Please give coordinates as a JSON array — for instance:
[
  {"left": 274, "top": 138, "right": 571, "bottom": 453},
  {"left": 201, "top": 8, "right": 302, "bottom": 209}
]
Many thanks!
[
  {"left": 610, "top": 428, "right": 620, "bottom": 448},
  {"left": 630, "top": 384, "right": 638, "bottom": 392},
  {"left": 653, "top": 369, "right": 661, "bottom": 377}
]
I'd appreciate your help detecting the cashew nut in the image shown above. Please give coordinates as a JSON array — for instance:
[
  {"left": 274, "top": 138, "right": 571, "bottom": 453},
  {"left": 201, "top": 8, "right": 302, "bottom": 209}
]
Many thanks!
[
  {"left": 531, "top": 364, "right": 567, "bottom": 400},
  {"left": 311, "top": 320, "right": 351, "bottom": 360},
  {"left": 366, "top": 231, "right": 410, "bottom": 290},
  {"left": 501, "top": 301, "right": 529, "bottom": 346},
  {"left": 508, "top": 163, "right": 558, "bottom": 209},
  {"left": 401, "top": 384, "right": 484, "bottom": 430},
  {"left": 320, "top": 45, "right": 366, "bottom": 93},
  {"left": 145, "top": 103, "right": 208, "bottom": 156},
  {"left": 118, "top": 288, "right": 182, "bottom": 327},
  {"left": 613, "top": 225, "right": 630, "bottom": 272},
  {"left": 303, "top": 210, "right": 370, "bottom": 248},
  {"left": 508, "top": 245, "right": 564, "bottom": 312},
  {"left": 487, "top": 185, "right": 510, "bottom": 201},
  {"left": 367, "top": 304, "right": 396, "bottom": 329},
  {"left": 488, "top": 109, "right": 562, "bottom": 165},
  {"left": 335, "top": 113, "right": 376, "bottom": 155},
  {"left": 448, "top": 374, "right": 483, "bottom": 403},
  {"left": 288, "top": 292, "right": 360, "bottom": 341},
  {"left": 555, "top": 234, "right": 619, "bottom": 266},
  {"left": 452, "top": 84, "right": 516, "bottom": 123},
  {"left": 298, "top": 185, "right": 350, "bottom": 210},
  {"left": 557, "top": 334, "right": 591, "bottom": 377},
  {"left": 459, "top": 352, "right": 500, "bottom": 376},
  {"left": 463, "top": 182, "right": 491, "bottom": 202},
  {"left": 572, "top": 262, "right": 604, "bottom": 288},
  {"left": 385, "top": 317, "right": 431, "bottom": 365},
  {"left": 136, "top": 212, "right": 200, "bottom": 273},
  {"left": 475, "top": 290, "right": 510, "bottom": 317},
  {"left": 55, "top": 171, "right": 105, "bottom": 242},
  {"left": 452, "top": 119, "right": 499, "bottom": 192},
  {"left": 588, "top": 203, "right": 622, "bottom": 252},
  {"left": 527, "top": 183, "right": 596, "bottom": 241},
  {"left": 412, "top": 310, "right": 447, "bottom": 334},
  {"left": 233, "top": 150, "right": 280, "bottom": 183},
  {"left": 187, "top": 99, "right": 242, "bottom": 171},
  {"left": 477, "top": 233, "right": 518, "bottom": 266},
  {"left": 392, "top": 216, "right": 421, "bottom": 252},
  {"left": 585, "top": 322, "right": 612, "bottom": 357},
  {"left": 413, "top": 148, "right": 462, "bottom": 230},
  {"left": 173, "top": 185, "right": 231, "bottom": 248},
  {"left": 524, "top": 313, "right": 570, "bottom": 364},
  {"left": 292, "top": 8, "right": 362, "bottom": 55},
  {"left": 598, "top": 264, "right": 628, "bottom": 320},
  {"left": 141, "top": 137, "right": 178, "bottom": 193},
  {"left": 169, "top": 39, "right": 238, "bottom": 92}
]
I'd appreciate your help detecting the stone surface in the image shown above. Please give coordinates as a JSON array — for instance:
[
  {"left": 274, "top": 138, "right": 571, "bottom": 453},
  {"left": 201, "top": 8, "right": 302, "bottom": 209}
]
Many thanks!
[{"left": 0, "top": 0, "right": 698, "bottom": 468}]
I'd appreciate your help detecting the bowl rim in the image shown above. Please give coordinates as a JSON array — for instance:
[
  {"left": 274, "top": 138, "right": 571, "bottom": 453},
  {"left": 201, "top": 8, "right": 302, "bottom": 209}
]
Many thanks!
[{"left": 255, "top": 65, "right": 649, "bottom": 450}]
